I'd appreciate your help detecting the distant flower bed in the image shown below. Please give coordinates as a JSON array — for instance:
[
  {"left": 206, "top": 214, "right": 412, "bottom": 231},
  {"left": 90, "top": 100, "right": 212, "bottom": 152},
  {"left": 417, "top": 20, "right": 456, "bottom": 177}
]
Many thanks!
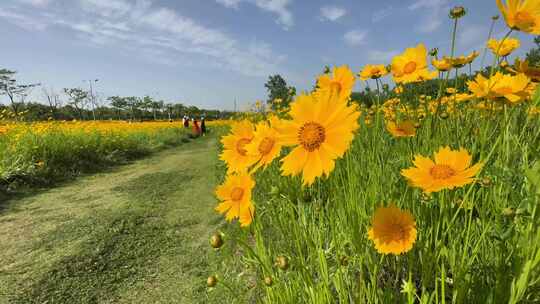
[{"left": 0, "top": 120, "right": 206, "bottom": 189}]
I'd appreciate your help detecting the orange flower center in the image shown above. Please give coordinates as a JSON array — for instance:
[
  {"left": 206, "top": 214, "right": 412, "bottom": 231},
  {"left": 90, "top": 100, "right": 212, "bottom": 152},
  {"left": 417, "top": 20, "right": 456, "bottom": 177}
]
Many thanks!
[
  {"left": 390, "top": 224, "right": 408, "bottom": 241},
  {"left": 236, "top": 138, "right": 251, "bottom": 156},
  {"left": 298, "top": 122, "right": 326, "bottom": 152},
  {"left": 430, "top": 164, "right": 456, "bottom": 179},
  {"left": 230, "top": 187, "right": 244, "bottom": 201},
  {"left": 496, "top": 86, "right": 513, "bottom": 95},
  {"left": 330, "top": 80, "right": 342, "bottom": 93},
  {"left": 403, "top": 61, "right": 417, "bottom": 74},
  {"left": 258, "top": 137, "right": 275, "bottom": 155}
]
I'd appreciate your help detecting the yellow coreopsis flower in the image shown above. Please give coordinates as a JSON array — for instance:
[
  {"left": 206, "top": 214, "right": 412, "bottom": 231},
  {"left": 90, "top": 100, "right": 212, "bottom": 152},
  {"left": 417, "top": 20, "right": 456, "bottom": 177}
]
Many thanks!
[
  {"left": 496, "top": 0, "right": 540, "bottom": 34},
  {"left": 446, "top": 87, "right": 457, "bottom": 94},
  {"left": 359, "top": 64, "right": 389, "bottom": 80},
  {"left": 245, "top": 121, "right": 282, "bottom": 171},
  {"left": 368, "top": 204, "right": 417, "bottom": 255},
  {"left": 277, "top": 92, "right": 360, "bottom": 186},
  {"left": 220, "top": 120, "right": 259, "bottom": 173},
  {"left": 432, "top": 57, "right": 453, "bottom": 72},
  {"left": 454, "top": 93, "right": 475, "bottom": 102},
  {"left": 507, "top": 58, "right": 540, "bottom": 82},
  {"left": 215, "top": 172, "right": 255, "bottom": 227},
  {"left": 386, "top": 120, "right": 416, "bottom": 137},
  {"left": 467, "top": 72, "right": 532, "bottom": 103},
  {"left": 487, "top": 38, "right": 521, "bottom": 57},
  {"left": 465, "top": 50, "right": 480, "bottom": 64},
  {"left": 401, "top": 146, "right": 483, "bottom": 193},
  {"left": 391, "top": 44, "right": 437, "bottom": 84},
  {"left": 316, "top": 65, "right": 356, "bottom": 102}
]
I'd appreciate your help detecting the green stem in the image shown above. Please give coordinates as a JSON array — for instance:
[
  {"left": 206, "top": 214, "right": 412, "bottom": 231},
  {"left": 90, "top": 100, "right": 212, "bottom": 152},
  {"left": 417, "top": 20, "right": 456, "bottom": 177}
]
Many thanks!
[{"left": 481, "top": 17, "right": 497, "bottom": 70}]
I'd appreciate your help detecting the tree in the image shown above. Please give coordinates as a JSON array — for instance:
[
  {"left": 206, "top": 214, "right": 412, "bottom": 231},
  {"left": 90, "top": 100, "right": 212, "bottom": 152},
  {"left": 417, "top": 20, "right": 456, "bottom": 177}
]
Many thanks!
[
  {"left": 526, "top": 36, "right": 540, "bottom": 67},
  {"left": 264, "top": 74, "right": 296, "bottom": 111},
  {"left": 63, "top": 88, "right": 89, "bottom": 120},
  {"left": 125, "top": 96, "right": 141, "bottom": 121},
  {"left": 0, "top": 69, "right": 40, "bottom": 116},
  {"left": 42, "top": 87, "right": 63, "bottom": 119},
  {"left": 108, "top": 96, "right": 128, "bottom": 120}
]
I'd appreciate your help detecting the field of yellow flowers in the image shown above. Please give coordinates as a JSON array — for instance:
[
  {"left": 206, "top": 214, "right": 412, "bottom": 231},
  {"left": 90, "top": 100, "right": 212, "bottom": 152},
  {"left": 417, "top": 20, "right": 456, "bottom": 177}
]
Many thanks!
[
  {"left": 207, "top": 2, "right": 540, "bottom": 303},
  {"left": 0, "top": 118, "right": 193, "bottom": 189}
]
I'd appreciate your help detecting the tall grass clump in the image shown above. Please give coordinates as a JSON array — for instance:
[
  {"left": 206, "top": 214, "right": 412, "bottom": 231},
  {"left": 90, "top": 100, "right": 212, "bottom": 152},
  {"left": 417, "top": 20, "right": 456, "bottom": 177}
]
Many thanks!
[{"left": 207, "top": 2, "right": 540, "bottom": 303}]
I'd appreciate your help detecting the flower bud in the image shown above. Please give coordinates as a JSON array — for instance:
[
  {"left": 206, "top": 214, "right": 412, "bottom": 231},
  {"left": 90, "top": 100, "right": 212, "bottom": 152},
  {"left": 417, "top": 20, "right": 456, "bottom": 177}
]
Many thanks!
[
  {"left": 264, "top": 276, "right": 273, "bottom": 286},
  {"left": 276, "top": 255, "right": 289, "bottom": 270},
  {"left": 207, "top": 275, "right": 218, "bottom": 288},
  {"left": 429, "top": 48, "right": 439, "bottom": 57},
  {"left": 502, "top": 208, "right": 514, "bottom": 217},
  {"left": 449, "top": 6, "right": 466, "bottom": 19},
  {"left": 210, "top": 233, "right": 224, "bottom": 249}
]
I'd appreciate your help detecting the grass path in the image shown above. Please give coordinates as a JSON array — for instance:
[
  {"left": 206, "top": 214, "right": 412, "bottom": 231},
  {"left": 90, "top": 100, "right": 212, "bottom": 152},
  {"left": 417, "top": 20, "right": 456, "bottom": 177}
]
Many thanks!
[{"left": 0, "top": 134, "right": 224, "bottom": 304}]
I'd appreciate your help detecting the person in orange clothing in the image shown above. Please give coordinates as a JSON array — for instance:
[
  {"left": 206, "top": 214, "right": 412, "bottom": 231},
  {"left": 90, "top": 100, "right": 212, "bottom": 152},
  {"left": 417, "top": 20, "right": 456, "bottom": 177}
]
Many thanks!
[{"left": 192, "top": 118, "right": 201, "bottom": 137}]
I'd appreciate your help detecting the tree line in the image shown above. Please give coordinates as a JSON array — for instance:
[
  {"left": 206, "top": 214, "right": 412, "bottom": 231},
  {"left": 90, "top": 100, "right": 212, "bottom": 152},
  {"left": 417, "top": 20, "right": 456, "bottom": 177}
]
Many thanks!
[{"left": 0, "top": 69, "right": 233, "bottom": 121}]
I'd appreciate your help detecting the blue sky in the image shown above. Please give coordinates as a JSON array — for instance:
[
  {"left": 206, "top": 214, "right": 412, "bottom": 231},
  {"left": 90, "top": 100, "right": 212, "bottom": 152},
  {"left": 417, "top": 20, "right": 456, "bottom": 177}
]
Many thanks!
[{"left": 0, "top": 0, "right": 536, "bottom": 110}]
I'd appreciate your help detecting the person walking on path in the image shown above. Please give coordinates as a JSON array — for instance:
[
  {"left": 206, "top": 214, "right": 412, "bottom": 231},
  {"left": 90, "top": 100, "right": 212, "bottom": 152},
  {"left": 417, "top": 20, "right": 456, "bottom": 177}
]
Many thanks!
[
  {"left": 192, "top": 118, "right": 201, "bottom": 137},
  {"left": 183, "top": 116, "right": 189, "bottom": 128},
  {"left": 200, "top": 117, "right": 207, "bottom": 136}
]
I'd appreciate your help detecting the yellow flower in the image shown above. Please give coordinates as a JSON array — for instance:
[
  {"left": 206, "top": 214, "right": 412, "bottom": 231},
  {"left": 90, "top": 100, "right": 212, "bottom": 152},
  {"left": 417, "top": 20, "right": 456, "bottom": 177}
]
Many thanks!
[
  {"left": 316, "top": 65, "right": 356, "bottom": 102},
  {"left": 359, "top": 64, "right": 389, "bottom": 80},
  {"left": 454, "top": 93, "right": 475, "bottom": 102},
  {"left": 215, "top": 172, "right": 255, "bottom": 227},
  {"left": 394, "top": 86, "right": 404, "bottom": 94},
  {"left": 277, "top": 92, "right": 360, "bottom": 185},
  {"left": 368, "top": 204, "right": 417, "bottom": 255},
  {"left": 464, "top": 50, "right": 480, "bottom": 64},
  {"left": 386, "top": 120, "right": 416, "bottom": 138},
  {"left": 487, "top": 38, "right": 521, "bottom": 57},
  {"left": 401, "top": 146, "right": 483, "bottom": 193},
  {"left": 467, "top": 72, "right": 532, "bottom": 103},
  {"left": 507, "top": 58, "right": 540, "bottom": 82},
  {"left": 391, "top": 44, "right": 437, "bottom": 84},
  {"left": 446, "top": 87, "right": 457, "bottom": 94},
  {"left": 220, "top": 120, "right": 259, "bottom": 173},
  {"left": 496, "top": 0, "right": 540, "bottom": 34},
  {"left": 245, "top": 121, "right": 282, "bottom": 171},
  {"left": 432, "top": 57, "right": 453, "bottom": 72}
]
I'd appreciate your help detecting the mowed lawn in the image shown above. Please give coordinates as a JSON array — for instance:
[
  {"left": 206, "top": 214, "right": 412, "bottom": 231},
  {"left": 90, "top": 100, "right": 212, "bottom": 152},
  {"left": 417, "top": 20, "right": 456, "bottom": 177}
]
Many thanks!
[{"left": 0, "top": 134, "right": 225, "bottom": 304}]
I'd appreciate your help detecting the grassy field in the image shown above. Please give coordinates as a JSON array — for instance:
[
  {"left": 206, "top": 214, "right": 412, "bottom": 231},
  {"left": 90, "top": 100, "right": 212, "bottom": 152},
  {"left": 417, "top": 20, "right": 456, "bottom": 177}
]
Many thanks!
[{"left": 0, "top": 133, "right": 228, "bottom": 304}]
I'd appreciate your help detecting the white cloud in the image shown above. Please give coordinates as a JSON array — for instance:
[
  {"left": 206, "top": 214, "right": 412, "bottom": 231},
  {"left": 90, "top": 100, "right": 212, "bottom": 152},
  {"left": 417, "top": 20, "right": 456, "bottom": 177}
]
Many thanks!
[
  {"left": 216, "top": 0, "right": 243, "bottom": 9},
  {"left": 372, "top": 6, "right": 392, "bottom": 23},
  {"left": 17, "top": 0, "right": 52, "bottom": 7},
  {"left": 408, "top": 0, "right": 447, "bottom": 10},
  {"left": 344, "top": 30, "right": 368, "bottom": 46},
  {"left": 409, "top": 0, "right": 449, "bottom": 33},
  {"left": 320, "top": 6, "right": 347, "bottom": 22},
  {"left": 216, "top": 0, "right": 294, "bottom": 29},
  {"left": 367, "top": 50, "right": 399, "bottom": 62},
  {"left": 254, "top": 0, "right": 294, "bottom": 29},
  {"left": 0, "top": 8, "right": 48, "bottom": 30},
  {"left": 80, "top": 0, "right": 132, "bottom": 18},
  {"left": 0, "top": 1, "right": 286, "bottom": 77}
]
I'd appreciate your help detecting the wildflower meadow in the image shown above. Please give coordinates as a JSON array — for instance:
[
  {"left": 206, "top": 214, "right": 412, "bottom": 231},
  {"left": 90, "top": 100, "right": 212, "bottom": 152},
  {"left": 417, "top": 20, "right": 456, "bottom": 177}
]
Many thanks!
[{"left": 208, "top": 1, "right": 540, "bottom": 303}]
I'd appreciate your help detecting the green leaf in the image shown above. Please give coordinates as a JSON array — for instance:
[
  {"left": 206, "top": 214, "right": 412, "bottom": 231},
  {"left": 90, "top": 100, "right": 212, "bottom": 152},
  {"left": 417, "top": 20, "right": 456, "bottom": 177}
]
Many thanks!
[
  {"left": 533, "top": 85, "right": 540, "bottom": 107},
  {"left": 525, "top": 161, "right": 540, "bottom": 195}
]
